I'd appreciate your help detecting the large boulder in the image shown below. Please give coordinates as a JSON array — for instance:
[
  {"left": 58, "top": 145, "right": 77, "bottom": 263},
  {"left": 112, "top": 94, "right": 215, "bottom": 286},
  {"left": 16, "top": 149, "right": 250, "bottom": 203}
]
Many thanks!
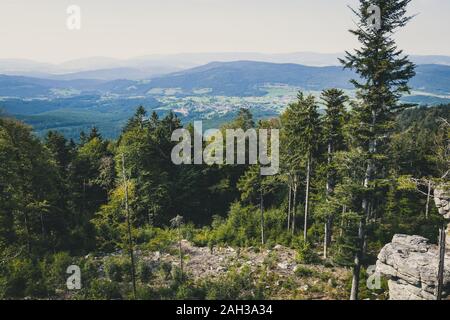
[{"left": 376, "top": 234, "right": 450, "bottom": 300}]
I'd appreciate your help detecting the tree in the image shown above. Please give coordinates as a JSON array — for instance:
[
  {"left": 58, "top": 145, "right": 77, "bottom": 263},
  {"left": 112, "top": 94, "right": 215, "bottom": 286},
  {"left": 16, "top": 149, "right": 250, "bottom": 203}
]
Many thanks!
[
  {"left": 0, "top": 117, "right": 60, "bottom": 255},
  {"left": 321, "top": 89, "right": 348, "bottom": 258},
  {"left": 124, "top": 106, "right": 148, "bottom": 132},
  {"left": 340, "top": 0, "right": 416, "bottom": 300},
  {"left": 282, "top": 92, "right": 321, "bottom": 240},
  {"left": 121, "top": 153, "right": 137, "bottom": 299}
]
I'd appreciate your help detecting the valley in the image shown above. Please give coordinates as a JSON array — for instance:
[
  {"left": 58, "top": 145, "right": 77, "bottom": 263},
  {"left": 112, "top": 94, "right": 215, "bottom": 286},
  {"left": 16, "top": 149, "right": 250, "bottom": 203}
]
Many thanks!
[{"left": 1, "top": 60, "right": 450, "bottom": 140}]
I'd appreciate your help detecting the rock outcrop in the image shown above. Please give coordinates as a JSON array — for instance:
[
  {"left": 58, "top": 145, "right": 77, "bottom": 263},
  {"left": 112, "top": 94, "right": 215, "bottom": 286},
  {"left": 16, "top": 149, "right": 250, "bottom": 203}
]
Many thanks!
[
  {"left": 434, "top": 186, "right": 450, "bottom": 247},
  {"left": 376, "top": 234, "right": 450, "bottom": 300}
]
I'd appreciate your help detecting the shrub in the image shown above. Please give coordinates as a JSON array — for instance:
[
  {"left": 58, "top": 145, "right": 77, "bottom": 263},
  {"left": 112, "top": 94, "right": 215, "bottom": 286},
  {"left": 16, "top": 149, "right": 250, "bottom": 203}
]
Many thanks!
[
  {"left": 295, "top": 240, "right": 319, "bottom": 264},
  {"left": 104, "top": 256, "right": 131, "bottom": 282},
  {"left": 87, "top": 279, "right": 122, "bottom": 300},
  {"left": 138, "top": 261, "right": 154, "bottom": 283},
  {"left": 201, "top": 266, "right": 264, "bottom": 300},
  {"left": 294, "top": 265, "right": 315, "bottom": 277},
  {"left": 41, "top": 252, "right": 74, "bottom": 292},
  {"left": 1, "top": 258, "right": 48, "bottom": 298},
  {"left": 159, "top": 261, "right": 172, "bottom": 280}
]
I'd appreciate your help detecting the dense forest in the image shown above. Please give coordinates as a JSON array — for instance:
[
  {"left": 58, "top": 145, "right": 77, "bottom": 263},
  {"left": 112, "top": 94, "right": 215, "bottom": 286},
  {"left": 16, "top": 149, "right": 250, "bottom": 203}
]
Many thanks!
[
  {"left": 0, "top": 0, "right": 449, "bottom": 300},
  {"left": 1, "top": 99, "right": 449, "bottom": 299}
]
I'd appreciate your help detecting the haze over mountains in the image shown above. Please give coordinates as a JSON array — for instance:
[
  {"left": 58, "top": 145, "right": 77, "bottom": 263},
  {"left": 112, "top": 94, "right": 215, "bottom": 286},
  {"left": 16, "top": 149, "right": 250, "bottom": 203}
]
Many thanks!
[{"left": 2, "top": 52, "right": 450, "bottom": 80}]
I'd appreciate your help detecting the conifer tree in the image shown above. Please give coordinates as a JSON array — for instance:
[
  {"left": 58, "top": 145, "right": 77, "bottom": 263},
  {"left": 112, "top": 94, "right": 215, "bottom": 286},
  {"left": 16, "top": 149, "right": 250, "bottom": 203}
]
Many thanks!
[
  {"left": 282, "top": 93, "right": 321, "bottom": 240},
  {"left": 340, "top": 0, "right": 416, "bottom": 300},
  {"left": 321, "top": 89, "right": 348, "bottom": 258}
]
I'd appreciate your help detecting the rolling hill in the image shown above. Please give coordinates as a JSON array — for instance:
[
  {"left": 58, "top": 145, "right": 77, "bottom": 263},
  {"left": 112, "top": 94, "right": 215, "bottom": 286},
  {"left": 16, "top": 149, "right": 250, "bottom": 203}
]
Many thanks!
[
  {"left": 1, "top": 61, "right": 450, "bottom": 98},
  {"left": 1, "top": 60, "right": 450, "bottom": 140},
  {"left": 113, "top": 61, "right": 450, "bottom": 97}
]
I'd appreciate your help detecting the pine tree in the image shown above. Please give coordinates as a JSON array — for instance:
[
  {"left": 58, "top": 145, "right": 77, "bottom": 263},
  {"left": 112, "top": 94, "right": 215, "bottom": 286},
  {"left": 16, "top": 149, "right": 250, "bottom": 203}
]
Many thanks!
[
  {"left": 282, "top": 92, "right": 321, "bottom": 240},
  {"left": 321, "top": 89, "right": 348, "bottom": 258},
  {"left": 124, "top": 106, "right": 148, "bottom": 132},
  {"left": 340, "top": 0, "right": 416, "bottom": 300}
]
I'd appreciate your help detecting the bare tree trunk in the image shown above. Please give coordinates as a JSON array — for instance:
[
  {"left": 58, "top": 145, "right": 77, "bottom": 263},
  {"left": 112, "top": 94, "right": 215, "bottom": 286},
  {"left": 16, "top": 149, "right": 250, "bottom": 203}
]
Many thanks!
[
  {"left": 122, "top": 154, "right": 137, "bottom": 299},
  {"left": 324, "top": 222, "right": 329, "bottom": 259},
  {"left": 350, "top": 159, "right": 372, "bottom": 300},
  {"left": 40, "top": 212, "right": 46, "bottom": 245},
  {"left": 179, "top": 230, "right": 183, "bottom": 276},
  {"left": 426, "top": 180, "right": 431, "bottom": 219},
  {"left": 304, "top": 156, "right": 311, "bottom": 241},
  {"left": 340, "top": 206, "right": 346, "bottom": 238},
  {"left": 351, "top": 109, "right": 377, "bottom": 300},
  {"left": 23, "top": 211, "right": 31, "bottom": 255},
  {"left": 260, "top": 186, "right": 265, "bottom": 245},
  {"left": 350, "top": 219, "right": 365, "bottom": 300},
  {"left": 287, "top": 184, "right": 292, "bottom": 232},
  {"left": 324, "top": 142, "right": 333, "bottom": 259},
  {"left": 324, "top": 218, "right": 333, "bottom": 259},
  {"left": 292, "top": 182, "right": 297, "bottom": 235},
  {"left": 436, "top": 223, "right": 446, "bottom": 300}
]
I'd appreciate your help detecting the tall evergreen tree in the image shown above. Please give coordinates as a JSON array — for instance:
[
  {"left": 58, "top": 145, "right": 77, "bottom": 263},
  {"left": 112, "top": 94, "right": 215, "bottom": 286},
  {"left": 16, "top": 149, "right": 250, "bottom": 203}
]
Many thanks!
[
  {"left": 282, "top": 92, "right": 321, "bottom": 240},
  {"left": 321, "top": 89, "right": 348, "bottom": 258},
  {"left": 340, "top": 0, "right": 416, "bottom": 300}
]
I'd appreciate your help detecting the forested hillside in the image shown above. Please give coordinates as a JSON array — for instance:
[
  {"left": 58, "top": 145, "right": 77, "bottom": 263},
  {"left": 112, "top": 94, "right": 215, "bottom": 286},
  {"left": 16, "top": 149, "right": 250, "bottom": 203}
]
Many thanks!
[
  {"left": 0, "top": 102, "right": 448, "bottom": 299},
  {"left": 1, "top": 0, "right": 449, "bottom": 301}
]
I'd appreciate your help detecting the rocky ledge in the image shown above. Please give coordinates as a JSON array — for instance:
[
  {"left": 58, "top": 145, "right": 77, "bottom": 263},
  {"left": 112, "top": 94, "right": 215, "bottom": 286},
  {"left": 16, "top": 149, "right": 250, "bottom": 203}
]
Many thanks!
[{"left": 376, "top": 234, "right": 450, "bottom": 300}]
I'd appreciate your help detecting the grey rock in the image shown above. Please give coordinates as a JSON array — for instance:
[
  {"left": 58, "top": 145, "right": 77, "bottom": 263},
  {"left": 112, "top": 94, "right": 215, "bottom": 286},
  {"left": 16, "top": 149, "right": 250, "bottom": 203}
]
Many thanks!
[
  {"left": 434, "top": 187, "right": 450, "bottom": 219},
  {"left": 277, "top": 262, "right": 289, "bottom": 270},
  {"left": 434, "top": 186, "right": 450, "bottom": 247},
  {"left": 376, "top": 234, "right": 450, "bottom": 300}
]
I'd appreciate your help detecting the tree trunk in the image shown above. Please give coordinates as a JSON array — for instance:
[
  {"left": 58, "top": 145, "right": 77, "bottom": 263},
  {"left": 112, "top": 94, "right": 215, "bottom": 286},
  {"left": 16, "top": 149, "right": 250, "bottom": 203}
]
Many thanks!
[
  {"left": 350, "top": 218, "right": 365, "bottom": 300},
  {"left": 304, "top": 156, "right": 311, "bottom": 241},
  {"left": 324, "top": 221, "right": 329, "bottom": 259},
  {"left": 179, "top": 232, "right": 184, "bottom": 277},
  {"left": 260, "top": 187, "right": 265, "bottom": 245},
  {"left": 324, "top": 217, "right": 333, "bottom": 259},
  {"left": 40, "top": 212, "right": 47, "bottom": 238},
  {"left": 23, "top": 211, "right": 31, "bottom": 255},
  {"left": 292, "top": 182, "right": 297, "bottom": 235},
  {"left": 426, "top": 180, "right": 431, "bottom": 219},
  {"left": 324, "top": 142, "right": 333, "bottom": 259},
  {"left": 436, "top": 223, "right": 446, "bottom": 300},
  {"left": 122, "top": 154, "right": 137, "bottom": 299},
  {"left": 350, "top": 157, "right": 373, "bottom": 300},
  {"left": 287, "top": 184, "right": 292, "bottom": 232},
  {"left": 350, "top": 108, "right": 377, "bottom": 300}
]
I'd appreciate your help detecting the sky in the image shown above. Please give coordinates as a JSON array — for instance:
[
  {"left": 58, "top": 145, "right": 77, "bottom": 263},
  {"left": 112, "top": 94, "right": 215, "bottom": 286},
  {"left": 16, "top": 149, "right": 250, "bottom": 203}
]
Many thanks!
[{"left": 0, "top": 0, "right": 449, "bottom": 63}]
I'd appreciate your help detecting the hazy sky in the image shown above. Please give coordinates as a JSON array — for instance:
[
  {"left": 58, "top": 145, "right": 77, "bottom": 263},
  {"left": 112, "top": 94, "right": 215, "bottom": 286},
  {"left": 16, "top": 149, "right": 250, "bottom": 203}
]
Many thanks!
[{"left": 0, "top": 0, "right": 449, "bottom": 63}]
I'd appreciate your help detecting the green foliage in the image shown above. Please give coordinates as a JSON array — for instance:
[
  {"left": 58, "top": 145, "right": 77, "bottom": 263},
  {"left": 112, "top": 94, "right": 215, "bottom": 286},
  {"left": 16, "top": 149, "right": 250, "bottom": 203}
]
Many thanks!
[
  {"left": 137, "top": 261, "right": 154, "bottom": 283},
  {"left": 295, "top": 240, "right": 319, "bottom": 264},
  {"left": 294, "top": 265, "right": 315, "bottom": 277},
  {"left": 201, "top": 266, "right": 265, "bottom": 300},
  {"left": 104, "top": 256, "right": 132, "bottom": 283},
  {"left": 0, "top": 258, "right": 47, "bottom": 298},
  {"left": 86, "top": 279, "right": 122, "bottom": 300},
  {"left": 1, "top": 91, "right": 449, "bottom": 301}
]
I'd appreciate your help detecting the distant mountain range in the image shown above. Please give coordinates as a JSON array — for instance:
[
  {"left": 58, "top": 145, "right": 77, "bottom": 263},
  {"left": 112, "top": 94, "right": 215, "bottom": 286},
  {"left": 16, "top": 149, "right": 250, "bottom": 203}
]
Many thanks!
[
  {"left": 2, "top": 57, "right": 450, "bottom": 140},
  {"left": 1, "top": 52, "right": 450, "bottom": 80},
  {"left": 1, "top": 61, "right": 450, "bottom": 98}
]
